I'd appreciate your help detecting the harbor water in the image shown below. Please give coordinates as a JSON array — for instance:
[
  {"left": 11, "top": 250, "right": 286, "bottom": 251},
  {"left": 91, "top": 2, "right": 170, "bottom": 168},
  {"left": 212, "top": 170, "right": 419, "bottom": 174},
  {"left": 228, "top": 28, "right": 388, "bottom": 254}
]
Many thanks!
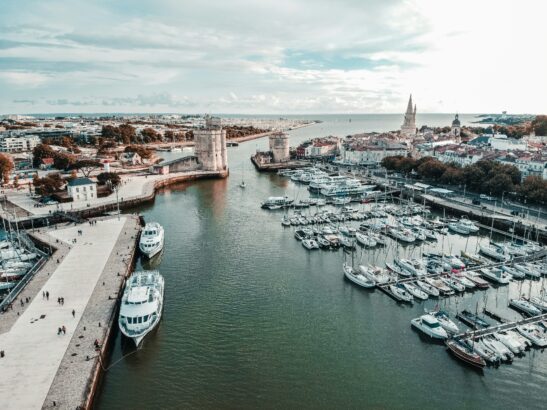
[{"left": 96, "top": 114, "right": 546, "bottom": 409}]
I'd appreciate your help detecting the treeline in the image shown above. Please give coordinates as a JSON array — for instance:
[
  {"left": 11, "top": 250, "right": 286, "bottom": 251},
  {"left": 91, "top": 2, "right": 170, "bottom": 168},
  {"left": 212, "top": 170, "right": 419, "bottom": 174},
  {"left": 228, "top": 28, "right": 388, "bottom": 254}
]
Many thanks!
[
  {"left": 225, "top": 126, "right": 268, "bottom": 140},
  {"left": 381, "top": 156, "right": 521, "bottom": 195},
  {"left": 100, "top": 124, "right": 189, "bottom": 144}
]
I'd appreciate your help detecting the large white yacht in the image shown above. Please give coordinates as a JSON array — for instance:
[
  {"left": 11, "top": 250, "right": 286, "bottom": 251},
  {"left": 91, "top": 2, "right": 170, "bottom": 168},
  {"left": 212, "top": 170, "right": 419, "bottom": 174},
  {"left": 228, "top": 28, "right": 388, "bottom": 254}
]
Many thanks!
[
  {"left": 139, "top": 222, "right": 165, "bottom": 258},
  {"left": 119, "top": 270, "right": 165, "bottom": 347}
]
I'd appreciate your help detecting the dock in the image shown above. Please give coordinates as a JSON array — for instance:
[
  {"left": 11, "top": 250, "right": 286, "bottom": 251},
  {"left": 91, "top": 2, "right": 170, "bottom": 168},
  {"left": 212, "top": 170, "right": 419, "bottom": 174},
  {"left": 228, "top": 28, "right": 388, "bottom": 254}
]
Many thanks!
[
  {"left": 453, "top": 312, "right": 547, "bottom": 340},
  {"left": 0, "top": 215, "right": 140, "bottom": 409}
]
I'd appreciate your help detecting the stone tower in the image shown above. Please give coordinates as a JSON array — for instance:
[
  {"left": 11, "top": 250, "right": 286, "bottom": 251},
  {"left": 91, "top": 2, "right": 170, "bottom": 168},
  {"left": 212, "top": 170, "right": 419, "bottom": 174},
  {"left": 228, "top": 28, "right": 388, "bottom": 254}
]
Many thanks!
[
  {"left": 269, "top": 132, "right": 290, "bottom": 163},
  {"left": 451, "top": 114, "right": 461, "bottom": 141},
  {"left": 401, "top": 94, "right": 417, "bottom": 137},
  {"left": 194, "top": 115, "right": 228, "bottom": 171}
]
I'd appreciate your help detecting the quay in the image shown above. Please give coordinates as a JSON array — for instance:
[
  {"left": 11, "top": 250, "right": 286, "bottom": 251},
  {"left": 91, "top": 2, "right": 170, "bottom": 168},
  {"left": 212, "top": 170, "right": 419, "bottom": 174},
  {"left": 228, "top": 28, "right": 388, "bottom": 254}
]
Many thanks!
[
  {"left": 251, "top": 154, "right": 310, "bottom": 172},
  {"left": 0, "top": 169, "right": 227, "bottom": 228},
  {"left": 453, "top": 312, "right": 547, "bottom": 341},
  {"left": 0, "top": 215, "right": 140, "bottom": 409}
]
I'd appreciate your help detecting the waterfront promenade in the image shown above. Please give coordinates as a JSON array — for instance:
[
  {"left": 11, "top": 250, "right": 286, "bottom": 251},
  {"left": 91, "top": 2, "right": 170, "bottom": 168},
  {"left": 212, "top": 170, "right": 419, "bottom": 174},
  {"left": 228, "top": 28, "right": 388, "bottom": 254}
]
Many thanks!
[{"left": 0, "top": 216, "right": 139, "bottom": 409}]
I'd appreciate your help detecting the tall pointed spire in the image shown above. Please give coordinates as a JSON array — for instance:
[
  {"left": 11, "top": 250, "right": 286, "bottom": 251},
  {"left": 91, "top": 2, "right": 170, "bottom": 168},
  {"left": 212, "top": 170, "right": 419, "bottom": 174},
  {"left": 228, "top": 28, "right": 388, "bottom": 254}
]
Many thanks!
[{"left": 401, "top": 94, "right": 417, "bottom": 137}]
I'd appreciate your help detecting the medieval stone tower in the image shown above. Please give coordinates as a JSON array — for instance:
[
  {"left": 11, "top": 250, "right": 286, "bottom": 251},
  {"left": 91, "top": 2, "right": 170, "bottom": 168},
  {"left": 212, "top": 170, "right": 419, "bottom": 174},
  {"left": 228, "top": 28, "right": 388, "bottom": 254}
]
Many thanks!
[
  {"left": 400, "top": 94, "right": 417, "bottom": 138},
  {"left": 269, "top": 132, "right": 290, "bottom": 162},
  {"left": 194, "top": 115, "right": 228, "bottom": 172}
]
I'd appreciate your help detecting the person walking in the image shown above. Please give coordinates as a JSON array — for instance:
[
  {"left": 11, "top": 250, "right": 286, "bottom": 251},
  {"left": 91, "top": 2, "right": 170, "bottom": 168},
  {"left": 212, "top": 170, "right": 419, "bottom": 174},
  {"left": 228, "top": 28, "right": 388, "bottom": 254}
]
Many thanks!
[
  {"left": 42, "top": 291, "right": 45, "bottom": 299},
  {"left": 57, "top": 297, "right": 61, "bottom": 305},
  {"left": 72, "top": 309, "right": 75, "bottom": 318},
  {"left": 62, "top": 325, "right": 66, "bottom": 335},
  {"left": 46, "top": 291, "right": 49, "bottom": 301}
]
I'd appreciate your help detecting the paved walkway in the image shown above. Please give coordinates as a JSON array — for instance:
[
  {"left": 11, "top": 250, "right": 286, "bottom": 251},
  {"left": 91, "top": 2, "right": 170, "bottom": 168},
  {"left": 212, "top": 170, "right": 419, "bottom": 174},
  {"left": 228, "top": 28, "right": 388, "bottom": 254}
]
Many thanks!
[{"left": 0, "top": 217, "right": 127, "bottom": 410}]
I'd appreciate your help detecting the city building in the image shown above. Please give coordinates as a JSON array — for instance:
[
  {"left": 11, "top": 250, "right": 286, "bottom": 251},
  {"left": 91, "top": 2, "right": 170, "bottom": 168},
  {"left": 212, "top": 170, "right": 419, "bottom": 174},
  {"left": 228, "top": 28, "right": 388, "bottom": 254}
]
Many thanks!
[
  {"left": 0, "top": 135, "right": 40, "bottom": 152},
  {"left": 400, "top": 94, "right": 417, "bottom": 137},
  {"left": 451, "top": 114, "right": 461, "bottom": 140},
  {"left": 67, "top": 177, "right": 97, "bottom": 202},
  {"left": 341, "top": 139, "right": 408, "bottom": 165}
]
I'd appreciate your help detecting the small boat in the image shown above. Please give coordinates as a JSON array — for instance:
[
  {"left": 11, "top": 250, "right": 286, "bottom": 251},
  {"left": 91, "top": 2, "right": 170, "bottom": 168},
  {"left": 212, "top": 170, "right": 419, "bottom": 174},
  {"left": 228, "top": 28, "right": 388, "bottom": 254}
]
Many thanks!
[
  {"left": 239, "top": 181, "right": 246, "bottom": 188},
  {"left": 493, "top": 331, "right": 524, "bottom": 354},
  {"left": 464, "top": 271, "right": 490, "bottom": 289},
  {"left": 459, "top": 217, "right": 479, "bottom": 233},
  {"left": 415, "top": 280, "right": 440, "bottom": 297},
  {"left": 386, "top": 262, "right": 411, "bottom": 278},
  {"left": 355, "top": 232, "right": 376, "bottom": 247},
  {"left": 514, "top": 263, "right": 541, "bottom": 279},
  {"left": 528, "top": 296, "right": 547, "bottom": 312},
  {"left": 359, "top": 265, "right": 391, "bottom": 284},
  {"left": 517, "top": 324, "right": 547, "bottom": 347},
  {"left": 441, "top": 277, "right": 466, "bottom": 293},
  {"left": 482, "top": 336, "right": 514, "bottom": 362},
  {"left": 450, "top": 274, "right": 476, "bottom": 289},
  {"left": 294, "top": 230, "right": 307, "bottom": 241},
  {"left": 0, "top": 280, "right": 17, "bottom": 290},
  {"left": 469, "top": 338, "right": 502, "bottom": 364},
  {"left": 402, "top": 282, "right": 429, "bottom": 300},
  {"left": 445, "top": 339, "right": 486, "bottom": 368},
  {"left": 480, "top": 267, "right": 511, "bottom": 284},
  {"left": 317, "top": 236, "right": 331, "bottom": 249},
  {"left": 424, "top": 277, "right": 454, "bottom": 296},
  {"left": 281, "top": 216, "right": 291, "bottom": 227},
  {"left": 302, "top": 239, "right": 319, "bottom": 250},
  {"left": 509, "top": 298, "right": 541, "bottom": 316},
  {"left": 501, "top": 265, "right": 525, "bottom": 279},
  {"left": 119, "top": 270, "right": 164, "bottom": 347},
  {"left": 457, "top": 310, "right": 490, "bottom": 329},
  {"left": 343, "top": 263, "right": 375, "bottom": 288},
  {"left": 388, "top": 284, "right": 414, "bottom": 303},
  {"left": 411, "top": 314, "right": 448, "bottom": 339},
  {"left": 479, "top": 243, "right": 510, "bottom": 262},
  {"left": 448, "top": 222, "right": 470, "bottom": 235},
  {"left": 428, "top": 310, "right": 459, "bottom": 334},
  {"left": 139, "top": 222, "right": 165, "bottom": 258},
  {"left": 338, "top": 236, "right": 356, "bottom": 249}
]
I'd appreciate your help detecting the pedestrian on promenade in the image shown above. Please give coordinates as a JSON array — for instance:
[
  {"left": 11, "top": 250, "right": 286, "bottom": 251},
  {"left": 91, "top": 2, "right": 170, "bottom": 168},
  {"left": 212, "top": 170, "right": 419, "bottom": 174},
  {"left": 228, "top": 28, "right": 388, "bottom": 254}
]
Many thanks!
[
  {"left": 20, "top": 299, "right": 24, "bottom": 307},
  {"left": 61, "top": 297, "right": 64, "bottom": 305},
  {"left": 72, "top": 309, "right": 75, "bottom": 318},
  {"left": 42, "top": 291, "right": 45, "bottom": 299},
  {"left": 57, "top": 297, "right": 61, "bottom": 305},
  {"left": 62, "top": 325, "right": 66, "bottom": 334},
  {"left": 46, "top": 291, "right": 49, "bottom": 300},
  {"left": 57, "top": 327, "right": 62, "bottom": 335}
]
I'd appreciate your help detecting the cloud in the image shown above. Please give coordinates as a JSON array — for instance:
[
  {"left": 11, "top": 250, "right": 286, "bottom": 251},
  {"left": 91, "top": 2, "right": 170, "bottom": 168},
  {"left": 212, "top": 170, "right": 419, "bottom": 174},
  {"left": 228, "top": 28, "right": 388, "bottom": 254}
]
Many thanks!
[{"left": 0, "top": 0, "right": 546, "bottom": 114}]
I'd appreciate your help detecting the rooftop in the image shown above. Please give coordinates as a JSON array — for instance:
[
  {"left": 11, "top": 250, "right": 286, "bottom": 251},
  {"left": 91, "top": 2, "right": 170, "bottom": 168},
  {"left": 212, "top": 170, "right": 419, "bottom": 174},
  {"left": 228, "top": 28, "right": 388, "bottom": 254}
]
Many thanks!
[{"left": 67, "top": 177, "right": 94, "bottom": 187}]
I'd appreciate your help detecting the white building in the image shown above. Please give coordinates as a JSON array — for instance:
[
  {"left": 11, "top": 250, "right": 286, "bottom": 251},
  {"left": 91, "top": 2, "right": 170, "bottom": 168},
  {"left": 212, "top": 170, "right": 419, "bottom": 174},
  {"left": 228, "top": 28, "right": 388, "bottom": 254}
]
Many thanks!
[
  {"left": 0, "top": 135, "right": 40, "bottom": 152},
  {"left": 489, "top": 134, "right": 527, "bottom": 151},
  {"left": 436, "top": 149, "right": 483, "bottom": 167},
  {"left": 341, "top": 143, "right": 407, "bottom": 165},
  {"left": 67, "top": 177, "right": 97, "bottom": 202}
]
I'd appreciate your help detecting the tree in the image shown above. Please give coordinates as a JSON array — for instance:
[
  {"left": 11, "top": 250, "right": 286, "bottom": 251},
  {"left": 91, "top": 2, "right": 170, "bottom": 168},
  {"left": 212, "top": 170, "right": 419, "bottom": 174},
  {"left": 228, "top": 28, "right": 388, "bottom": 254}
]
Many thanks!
[
  {"left": 124, "top": 145, "right": 152, "bottom": 159},
  {"left": 416, "top": 158, "right": 447, "bottom": 181},
  {"left": 71, "top": 159, "right": 102, "bottom": 177},
  {"left": 32, "top": 144, "right": 56, "bottom": 168},
  {"left": 141, "top": 128, "right": 161, "bottom": 143},
  {"left": 164, "top": 130, "right": 175, "bottom": 141},
  {"left": 53, "top": 152, "right": 75, "bottom": 170},
  {"left": 119, "top": 124, "right": 136, "bottom": 144},
  {"left": 520, "top": 176, "right": 547, "bottom": 204},
  {"left": 0, "top": 153, "right": 14, "bottom": 185},
  {"left": 96, "top": 172, "right": 121, "bottom": 188},
  {"left": 531, "top": 115, "right": 547, "bottom": 136},
  {"left": 33, "top": 173, "right": 65, "bottom": 196}
]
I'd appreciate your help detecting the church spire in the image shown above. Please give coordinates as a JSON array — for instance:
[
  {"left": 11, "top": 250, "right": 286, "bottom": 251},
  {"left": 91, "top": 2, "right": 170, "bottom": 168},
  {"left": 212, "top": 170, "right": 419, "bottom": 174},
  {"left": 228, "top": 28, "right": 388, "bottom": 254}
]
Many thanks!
[
  {"left": 401, "top": 94, "right": 417, "bottom": 138},
  {"left": 406, "top": 94, "right": 413, "bottom": 115}
]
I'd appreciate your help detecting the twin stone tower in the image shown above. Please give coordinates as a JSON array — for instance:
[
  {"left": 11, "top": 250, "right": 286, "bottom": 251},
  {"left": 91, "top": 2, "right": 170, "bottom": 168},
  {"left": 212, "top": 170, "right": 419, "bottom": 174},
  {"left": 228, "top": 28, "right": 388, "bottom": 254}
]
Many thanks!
[{"left": 194, "top": 115, "right": 228, "bottom": 172}]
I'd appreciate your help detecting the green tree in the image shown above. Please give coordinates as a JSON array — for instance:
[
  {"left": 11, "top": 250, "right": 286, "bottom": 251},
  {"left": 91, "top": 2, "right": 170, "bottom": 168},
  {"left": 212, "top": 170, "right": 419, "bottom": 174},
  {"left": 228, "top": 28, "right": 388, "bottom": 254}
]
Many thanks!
[
  {"left": 71, "top": 159, "right": 102, "bottom": 177},
  {"left": 32, "top": 144, "right": 56, "bottom": 168},
  {"left": 124, "top": 145, "right": 152, "bottom": 159},
  {"left": 96, "top": 172, "right": 121, "bottom": 187}
]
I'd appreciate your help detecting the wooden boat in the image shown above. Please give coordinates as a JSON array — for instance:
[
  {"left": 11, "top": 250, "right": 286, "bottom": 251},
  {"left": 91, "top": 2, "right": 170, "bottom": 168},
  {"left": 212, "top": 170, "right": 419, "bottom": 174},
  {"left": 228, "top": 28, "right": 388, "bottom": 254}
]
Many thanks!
[{"left": 446, "top": 339, "right": 486, "bottom": 368}]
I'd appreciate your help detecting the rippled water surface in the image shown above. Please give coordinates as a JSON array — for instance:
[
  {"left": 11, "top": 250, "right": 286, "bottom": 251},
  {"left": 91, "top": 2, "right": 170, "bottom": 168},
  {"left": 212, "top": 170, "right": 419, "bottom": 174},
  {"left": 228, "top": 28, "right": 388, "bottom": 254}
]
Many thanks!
[{"left": 96, "top": 115, "right": 546, "bottom": 409}]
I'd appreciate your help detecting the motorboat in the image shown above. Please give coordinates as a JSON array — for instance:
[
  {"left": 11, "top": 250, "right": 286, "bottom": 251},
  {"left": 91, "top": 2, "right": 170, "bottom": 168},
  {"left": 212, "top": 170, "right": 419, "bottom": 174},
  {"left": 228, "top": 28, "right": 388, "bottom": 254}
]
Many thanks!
[
  {"left": 395, "top": 258, "right": 427, "bottom": 277},
  {"left": 445, "top": 339, "right": 486, "bottom": 368},
  {"left": 514, "top": 263, "right": 541, "bottom": 279},
  {"left": 501, "top": 265, "right": 525, "bottom": 279},
  {"left": 448, "top": 222, "right": 470, "bottom": 235},
  {"left": 411, "top": 314, "right": 448, "bottom": 339},
  {"left": 415, "top": 280, "right": 440, "bottom": 297},
  {"left": 281, "top": 216, "right": 291, "bottom": 227},
  {"left": 302, "top": 239, "right": 320, "bottom": 250},
  {"left": 459, "top": 217, "right": 479, "bottom": 233},
  {"left": 493, "top": 331, "right": 525, "bottom": 355},
  {"left": 479, "top": 267, "right": 511, "bottom": 284},
  {"left": 139, "top": 222, "right": 165, "bottom": 258},
  {"left": 528, "top": 296, "right": 547, "bottom": 312},
  {"left": 457, "top": 310, "right": 490, "bottom": 329},
  {"left": 482, "top": 336, "right": 514, "bottom": 362},
  {"left": 517, "top": 324, "right": 547, "bottom": 347},
  {"left": 355, "top": 232, "right": 376, "bottom": 247},
  {"left": 441, "top": 277, "right": 466, "bottom": 293},
  {"left": 343, "top": 263, "right": 375, "bottom": 288},
  {"left": 388, "top": 284, "right": 414, "bottom": 303},
  {"left": 389, "top": 227, "right": 416, "bottom": 243},
  {"left": 317, "top": 236, "right": 331, "bottom": 249},
  {"left": 261, "top": 196, "right": 293, "bottom": 209},
  {"left": 119, "top": 270, "right": 164, "bottom": 347},
  {"left": 479, "top": 243, "right": 510, "bottom": 262},
  {"left": 428, "top": 310, "right": 459, "bottom": 334},
  {"left": 359, "top": 265, "right": 391, "bottom": 284},
  {"left": 424, "top": 277, "right": 454, "bottom": 296},
  {"left": 509, "top": 298, "right": 541, "bottom": 316},
  {"left": 470, "top": 338, "right": 502, "bottom": 364},
  {"left": 385, "top": 262, "right": 411, "bottom": 278},
  {"left": 402, "top": 282, "right": 428, "bottom": 300},
  {"left": 464, "top": 271, "right": 490, "bottom": 289},
  {"left": 339, "top": 236, "right": 356, "bottom": 249},
  {"left": 450, "top": 274, "right": 476, "bottom": 289},
  {"left": 294, "top": 230, "right": 308, "bottom": 241}
]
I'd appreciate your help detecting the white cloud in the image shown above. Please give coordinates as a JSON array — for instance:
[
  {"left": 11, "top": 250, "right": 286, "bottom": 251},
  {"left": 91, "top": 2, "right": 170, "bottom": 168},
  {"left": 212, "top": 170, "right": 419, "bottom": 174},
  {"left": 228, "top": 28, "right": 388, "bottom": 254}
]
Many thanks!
[{"left": 0, "top": 0, "right": 546, "bottom": 114}]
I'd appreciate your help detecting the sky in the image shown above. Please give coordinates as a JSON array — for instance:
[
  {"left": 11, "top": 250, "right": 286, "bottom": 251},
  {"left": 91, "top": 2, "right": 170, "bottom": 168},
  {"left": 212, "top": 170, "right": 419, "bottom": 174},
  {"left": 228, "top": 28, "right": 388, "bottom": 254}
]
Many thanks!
[{"left": 0, "top": 0, "right": 546, "bottom": 115}]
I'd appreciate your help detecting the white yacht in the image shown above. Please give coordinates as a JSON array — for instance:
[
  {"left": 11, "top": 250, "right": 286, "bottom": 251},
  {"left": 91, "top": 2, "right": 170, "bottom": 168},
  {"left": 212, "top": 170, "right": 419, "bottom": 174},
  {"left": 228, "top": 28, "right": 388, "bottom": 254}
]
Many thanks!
[
  {"left": 448, "top": 222, "right": 470, "bottom": 235},
  {"left": 517, "top": 324, "right": 547, "bottom": 347},
  {"left": 415, "top": 280, "right": 440, "bottom": 297},
  {"left": 119, "top": 270, "right": 165, "bottom": 347},
  {"left": 480, "top": 267, "right": 511, "bottom": 284},
  {"left": 261, "top": 196, "right": 293, "bottom": 209},
  {"left": 139, "top": 222, "right": 165, "bottom": 258},
  {"left": 402, "top": 282, "right": 428, "bottom": 300},
  {"left": 411, "top": 314, "right": 448, "bottom": 339},
  {"left": 459, "top": 217, "right": 479, "bottom": 233},
  {"left": 343, "top": 263, "right": 375, "bottom": 288},
  {"left": 479, "top": 243, "right": 510, "bottom": 262},
  {"left": 509, "top": 298, "right": 541, "bottom": 316}
]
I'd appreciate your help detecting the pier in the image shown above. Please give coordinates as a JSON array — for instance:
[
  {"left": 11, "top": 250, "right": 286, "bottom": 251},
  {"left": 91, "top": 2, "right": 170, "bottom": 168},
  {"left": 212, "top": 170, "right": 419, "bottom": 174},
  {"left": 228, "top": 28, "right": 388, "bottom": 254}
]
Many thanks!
[
  {"left": 453, "top": 312, "right": 547, "bottom": 340},
  {"left": 0, "top": 215, "right": 140, "bottom": 409}
]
